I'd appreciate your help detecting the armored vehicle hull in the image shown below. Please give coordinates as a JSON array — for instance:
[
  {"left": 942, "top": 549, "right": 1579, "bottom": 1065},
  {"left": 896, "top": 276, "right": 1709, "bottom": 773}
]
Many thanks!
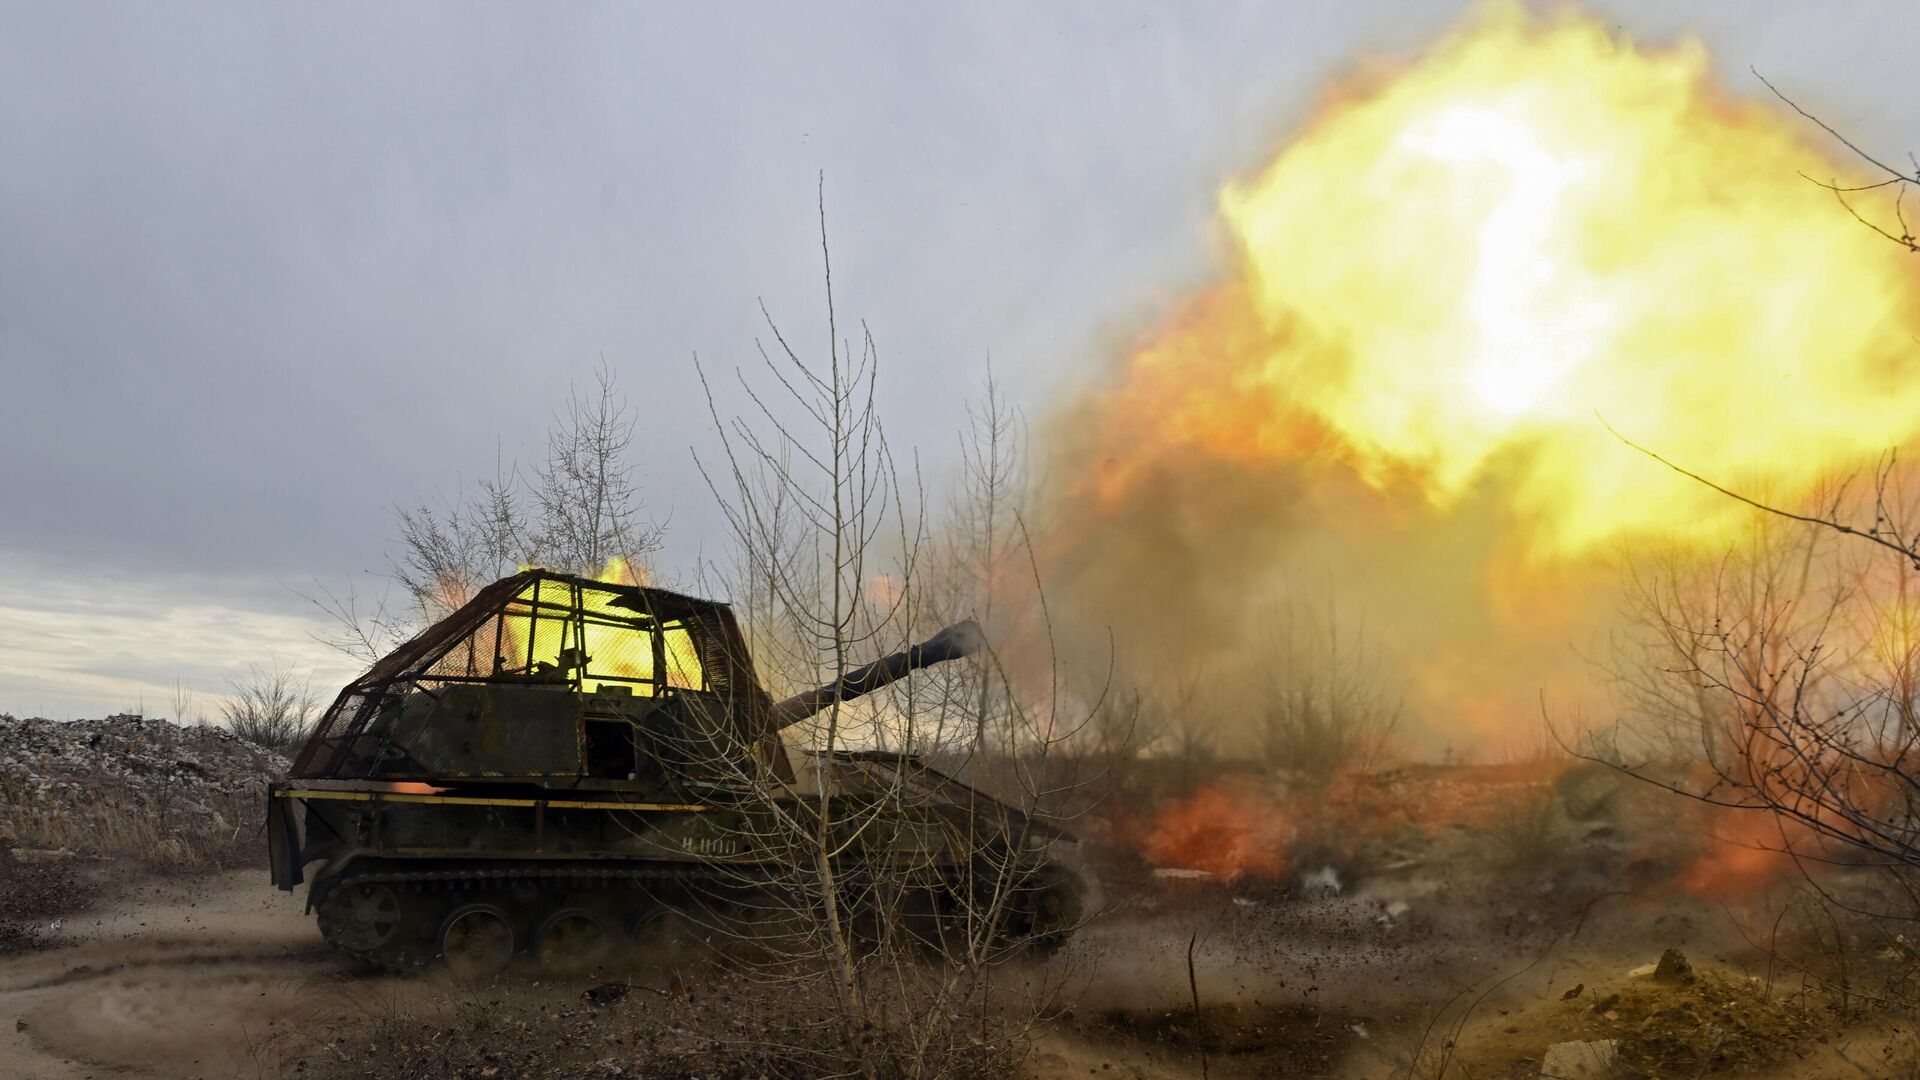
[{"left": 270, "top": 570, "right": 1082, "bottom": 974}]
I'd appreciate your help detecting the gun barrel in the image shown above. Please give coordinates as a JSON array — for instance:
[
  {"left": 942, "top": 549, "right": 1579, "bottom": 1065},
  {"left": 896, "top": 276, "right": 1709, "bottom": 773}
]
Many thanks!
[{"left": 769, "top": 620, "right": 984, "bottom": 730}]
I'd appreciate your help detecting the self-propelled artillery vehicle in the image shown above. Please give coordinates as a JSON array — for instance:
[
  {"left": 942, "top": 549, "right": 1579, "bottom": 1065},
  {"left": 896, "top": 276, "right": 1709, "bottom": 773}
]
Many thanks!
[{"left": 268, "top": 569, "right": 1082, "bottom": 975}]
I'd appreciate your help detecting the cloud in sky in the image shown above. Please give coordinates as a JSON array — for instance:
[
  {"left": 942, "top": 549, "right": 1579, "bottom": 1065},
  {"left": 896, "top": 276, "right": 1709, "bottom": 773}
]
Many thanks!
[
  {"left": 0, "top": 553, "right": 360, "bottom": 720},
  {"left": 4, "top": 1, "right": 1916, "bottom": 716}
]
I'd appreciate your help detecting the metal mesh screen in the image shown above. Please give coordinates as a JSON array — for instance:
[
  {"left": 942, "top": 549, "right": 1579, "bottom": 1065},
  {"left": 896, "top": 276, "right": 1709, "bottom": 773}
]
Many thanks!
[
  {"left": 289, "top": 569, "right": 760, "bottom": 779},
  {"left": 291, "top": 690, "right": 373, "bottom": 776}
]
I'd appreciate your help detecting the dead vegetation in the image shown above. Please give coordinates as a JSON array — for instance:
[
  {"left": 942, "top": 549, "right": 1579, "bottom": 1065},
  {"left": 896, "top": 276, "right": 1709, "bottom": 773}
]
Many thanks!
[
  {"left": 255, "top": 757, "right": 1917, "bottom": 1080},
  {"left": 0, "top": 735, "right": 1914, "bottom": 1079},
  {"left": 222, "top": 665, "right": 320, "bottom": 756},
  {"left": 305, "top": 362, "right": 667, "bottom": 663},
  {"left": 15, "top": 145, "right": 1920, "bottom": 1080},
  {"left": 670, "top": 207, "right": 1093, "bottom": 1079},
  {"left": 1451, "top": 958, "right": 1828, "bottom": 1077},
  {"left": 0, "top": 713, "right": 283, "bottom": 873}
]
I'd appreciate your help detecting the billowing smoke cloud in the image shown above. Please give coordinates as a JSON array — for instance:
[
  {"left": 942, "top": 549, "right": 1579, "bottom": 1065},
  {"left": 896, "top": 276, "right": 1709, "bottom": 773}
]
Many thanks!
[{"left": 1029, "top": 5, "right": 1920, "bottom": 755}]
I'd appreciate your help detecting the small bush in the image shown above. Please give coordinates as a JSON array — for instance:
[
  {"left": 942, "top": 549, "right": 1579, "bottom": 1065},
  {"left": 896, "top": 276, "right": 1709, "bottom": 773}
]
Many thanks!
[
  {"left": 1487, "top": 787, "right": 1571, "bottom": 870},
  {"left": 1253, "top": 599, "right": 1401, "bottom": 784},
  {"left": 222, "top": 666, "right": 318, "bottom": 754}
]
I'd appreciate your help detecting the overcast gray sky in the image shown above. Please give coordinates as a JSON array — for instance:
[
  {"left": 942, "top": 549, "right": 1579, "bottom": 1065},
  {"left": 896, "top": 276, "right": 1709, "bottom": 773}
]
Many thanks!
[{"left": 3, "top": 1, "right": 1916, "bottom": 718}]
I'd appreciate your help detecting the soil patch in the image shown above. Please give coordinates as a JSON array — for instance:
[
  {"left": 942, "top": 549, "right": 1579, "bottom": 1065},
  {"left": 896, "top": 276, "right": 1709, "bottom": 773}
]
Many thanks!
[
  {"left": 1457, "top": 961, "right": 1834, "bottom": 1077},
  {"left": 1077, "top": 1002, "right": 1363, "bottom": 1077},
  {"left": 0, "top": 854, "right": 96, "bottom": 955}
]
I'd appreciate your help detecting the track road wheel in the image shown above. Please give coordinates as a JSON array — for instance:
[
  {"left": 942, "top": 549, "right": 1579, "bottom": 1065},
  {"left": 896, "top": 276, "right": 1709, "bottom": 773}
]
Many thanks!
[
  {"left": 901, "top": 885, "right": 962, "bottom": 954},
  {"left": 535, "top": 909, "right": 609, "bottom": 975},
  {"left": 628, "top": 908, "right": 703, "bottom": 967},
  {"left": 1014, "top": 864, "right": 1085, "bottom": 955},
  {"left": 440, "top": 904, "right": 515, "bottom": 979},
  {"left": 317, "top": 881, "right": 401, "bottom": 953}
]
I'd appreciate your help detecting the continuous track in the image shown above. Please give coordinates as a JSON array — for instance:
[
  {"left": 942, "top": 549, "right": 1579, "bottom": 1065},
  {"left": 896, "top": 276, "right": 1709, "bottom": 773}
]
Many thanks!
[
  {"left": 311, "top": 857, "right": 1084, "bottom": 973},
  {"left": 313, "top": 860, "right": 729, "bottom": 973}
]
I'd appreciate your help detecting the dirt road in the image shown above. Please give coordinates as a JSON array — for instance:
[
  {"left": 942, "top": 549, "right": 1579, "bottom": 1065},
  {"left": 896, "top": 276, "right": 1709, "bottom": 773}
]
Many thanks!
[
  {"left": 5, "top": 865, "right": 1905, "bottom": 1079},
  {"left": 0, "top": 869, "right": 414, "bottom": 1080},
  {"left": 0, "top": 867, "right": 1452, "bottom": 1080}
]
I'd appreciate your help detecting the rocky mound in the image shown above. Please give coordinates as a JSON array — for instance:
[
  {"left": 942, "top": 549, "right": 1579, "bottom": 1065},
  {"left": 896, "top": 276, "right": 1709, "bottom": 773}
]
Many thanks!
[
  {"left": 0, "top": 713, "right": 288, "bottom": 868},
  {"left": 1455, "top": 949, "right": 1834, "bottom": 1077}
]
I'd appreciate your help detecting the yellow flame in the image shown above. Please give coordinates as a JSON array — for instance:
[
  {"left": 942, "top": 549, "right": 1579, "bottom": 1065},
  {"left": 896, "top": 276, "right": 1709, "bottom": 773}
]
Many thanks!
[
  {"left": 1131, "top": 5, "right": 1920, "bottom": 558},
  {"left": 493, "top": 570, "right": 702, "bottom": 695},
  {"left": 513, "top": 557, "right": 650, "bottom": 587},
  {"left": 596, "top": 555, "right": 649, "bottom": 587}
]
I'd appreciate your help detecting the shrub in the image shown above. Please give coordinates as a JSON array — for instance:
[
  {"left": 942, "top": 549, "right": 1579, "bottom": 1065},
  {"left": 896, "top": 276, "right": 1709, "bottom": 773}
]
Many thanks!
[{"left": 222, "top": 666, "right": 318, "bottom": 754}]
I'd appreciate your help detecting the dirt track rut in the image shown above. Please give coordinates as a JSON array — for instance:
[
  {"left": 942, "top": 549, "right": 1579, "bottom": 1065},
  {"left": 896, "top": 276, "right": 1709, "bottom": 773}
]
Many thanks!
[{"left": 0, "top": 869, "right": 406, "bottom": 1079}]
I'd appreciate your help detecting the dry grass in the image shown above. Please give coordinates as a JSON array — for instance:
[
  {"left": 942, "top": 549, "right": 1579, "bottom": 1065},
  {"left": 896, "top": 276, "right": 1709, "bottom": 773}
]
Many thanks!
[
  {"left": 0, "top": 714, "right": 280, "bottom": 873},
  {"left": 1484, "top": 786, "right": 1573, "bottom": 871},
  {"left": 0, "top": 772, "right": 262, "bottom": 872}
]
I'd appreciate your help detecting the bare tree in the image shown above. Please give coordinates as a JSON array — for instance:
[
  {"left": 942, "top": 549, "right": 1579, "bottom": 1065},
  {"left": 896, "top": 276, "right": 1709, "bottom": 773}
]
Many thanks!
[
  {"left": 167, "top": 678, "right": 204, "bottom": 727},
  {"left": 1254, "top": 593, "right": 1402, "bottom": 783},
  {"left": 943, "top": 366, "right": 1028, "bottom": 752},
  {"left": 307, "top": 361, "right": 665, "bottom": 663},
  {"left": 1606, "top": 504, "right": 1848, "bottom": 765},
  {"left": 690, "top": 194, "right": 939, "bottom": 1055},
  {"left": 1596, "top": 435, "right": 1920, "bottom": 910},
  {"left": 221, "top": 665, "right": 317, "bottom": 755},
  {"left": 699, "top": 444, "right": 814, "bottom": 701},
  {"left": 300, "top": 575, "right": 412, "bottom": 665},
  {"left": 394, "top": 361, "right": 662, "bottom": 617},
  {"left": 1149, "top": 663, "right": 1216, "bottom": 790},
  {"left": 1080, "top": 682, "right": 1144, "bottom": 789},
  {"left": 682, "top": 192, "right": 1089, "bottom": 1076},
  {"left": 527, "top": 362, "right": 661, "bottom": 582},
  {"left": 1581, "top": 82, "right": 1920, "bottom": 904},
  {"left": 390, "top": 453, "right": 529, "bottom": 621},
  {"left": 1757, "top": 70, "right": 1920, "bottom": 253}
]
